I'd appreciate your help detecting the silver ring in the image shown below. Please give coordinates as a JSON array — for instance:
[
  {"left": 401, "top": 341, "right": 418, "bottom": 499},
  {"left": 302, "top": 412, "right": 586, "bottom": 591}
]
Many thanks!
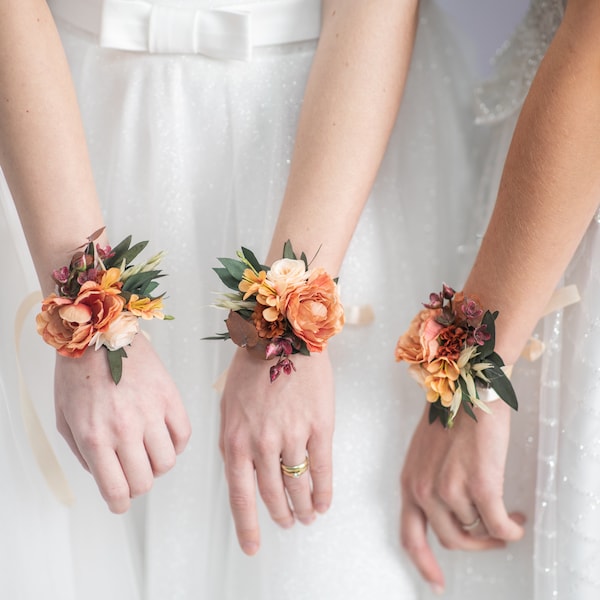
[{"left": 461, "top": 516, "right": 481, "bottom": 531}]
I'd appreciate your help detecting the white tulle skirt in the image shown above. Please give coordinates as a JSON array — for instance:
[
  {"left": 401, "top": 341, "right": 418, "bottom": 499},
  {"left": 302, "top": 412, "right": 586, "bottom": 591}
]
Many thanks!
[{"left": 0, "top": 0, "right": 479, "bottom": 597}]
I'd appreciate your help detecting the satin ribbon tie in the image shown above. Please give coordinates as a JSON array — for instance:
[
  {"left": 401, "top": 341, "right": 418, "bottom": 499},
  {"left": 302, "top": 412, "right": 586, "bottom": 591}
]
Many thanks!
[
  {"left": 96, "top": 0, "right": 322, "bottom": 60},
  {"left": 101, "top": 0, "right": 251, "bottom": 59}
]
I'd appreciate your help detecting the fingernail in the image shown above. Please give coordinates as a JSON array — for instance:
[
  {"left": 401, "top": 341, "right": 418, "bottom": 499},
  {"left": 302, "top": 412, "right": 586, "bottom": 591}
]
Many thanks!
[
  {"left": 315, "top": 503, "right": 329, "bottom": 513},
  {"left": 298, "top": 514, "right": 316, "bottom": 526},
  {"left": 430, "top": 583, "right": 445, "bottom": 595},
  {"left": 242, "top": 542, "right": 259, "bottom": 556}
]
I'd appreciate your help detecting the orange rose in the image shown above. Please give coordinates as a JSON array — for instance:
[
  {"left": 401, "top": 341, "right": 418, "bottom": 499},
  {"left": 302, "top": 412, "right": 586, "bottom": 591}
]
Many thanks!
[
  {"left": 36, "top": 295, "right": 94, "bottom": 358},
  {"left": 284, "top": 269, "right": 344, "bottom": 352},
  {"left": 36, "top": 281, "right": 125, "bottom": 358},
  {"left": 395, "top": 308, "right": 442, "bottom": 364}
]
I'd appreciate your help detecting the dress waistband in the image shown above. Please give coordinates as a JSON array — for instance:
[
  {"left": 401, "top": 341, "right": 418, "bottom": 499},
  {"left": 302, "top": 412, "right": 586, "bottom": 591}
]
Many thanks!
[{"left": 48, "top": 0, "right": 321, "bottom": 61}]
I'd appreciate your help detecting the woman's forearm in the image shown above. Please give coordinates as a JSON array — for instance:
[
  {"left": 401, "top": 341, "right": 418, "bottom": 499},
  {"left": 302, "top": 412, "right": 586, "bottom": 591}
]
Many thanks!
[
  {"left": 464, "top": 0, "right": 600, "bottom": 364},
  {"left": 267, "top": 0, "right": 419, "bottom": 271},
  {"left": 0, "top": 0, "right": 104, "bottom": 294}
]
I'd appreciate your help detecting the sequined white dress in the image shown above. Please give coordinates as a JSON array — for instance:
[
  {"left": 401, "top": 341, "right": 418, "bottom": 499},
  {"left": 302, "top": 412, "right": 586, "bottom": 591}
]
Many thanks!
[
  {"left": 1, "top": 0, "right": 478, "bottom": 598},
  {"left": 425, "top": 1, "right": 600, "bottom": 598}
]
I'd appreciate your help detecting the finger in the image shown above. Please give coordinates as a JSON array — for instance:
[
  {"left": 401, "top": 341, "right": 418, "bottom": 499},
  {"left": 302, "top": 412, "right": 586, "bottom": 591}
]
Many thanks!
[
  {"left": 426, "top": 503, "right": 507, "bottom": 552},
  {"left": 400, "top": 499, "right": 445, "bottom": 593},
  {"left": 254, "top": 453, "right": 295, "bottom": 529},
  {"left": 84, "top": 449, "right": 132, "bottom": 513},
  {"left": 225, "top": 453, "right": 261, "bottom": 555},
  {"left": 476, "top": 496, "right": 526, "bottom": 542},
  {"left": 307, "top": 432, "right": 333, "bottom": 514},
  {"left": 116, "top": 443, "right": 155, "bottom": 498},
  {"left": 164, "top": 394, "right": 192, "bottom": 455},
  {"left": 144, "top": 425, "right": 177, "bottom": 477},
  {"left": 280, "top": 449, "right": 314, "bottom": 525},
  {"left": 56, "top": 411, "right": 90, "bottom": 472}
]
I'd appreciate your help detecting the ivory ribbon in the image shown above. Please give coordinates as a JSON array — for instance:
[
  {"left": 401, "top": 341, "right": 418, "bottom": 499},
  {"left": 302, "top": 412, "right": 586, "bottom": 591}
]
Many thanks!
[{"left": 15, "top": 292, "right": 75, "bottom": 506}]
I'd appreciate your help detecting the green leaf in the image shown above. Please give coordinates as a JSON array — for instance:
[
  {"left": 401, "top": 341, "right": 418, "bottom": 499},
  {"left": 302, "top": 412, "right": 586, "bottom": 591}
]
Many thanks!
[
  {"left": 484, "top": 363, "right": 519, "bottom": 411},
  {"left": 122, "top": 270, "right": 164, "bottom": 294},
  {"left": 282, "top": 240, "right": 297, "bottom": 260},
  {"left": 478, "top": 310, "right": 496, "bottom": 358},
  {"left": 486, "top": 351, "right": 505, "bottom": 367},
  {"left": 300, "top": 251, "right": 308, "bottom": 270},
  {"left": 107, "top": 347, "right": 127, "bottom": 385},
  {"left": 105, "top": 235, "right": 132, "bottom": 268},
  {"left": 241, "top": 247, "right": 263, "bottom": 272},
  {"left": 121, "top": 240, "right": 149, "bottom": 266},
  {"left": 213, "top": 267, "right": 241, "bottom": 291},
  {"left": 202, "top": 333, "right": 231, "bottom": 341},
  {"left": 218, "top": 257, "right": 246, "bottom": 281}
]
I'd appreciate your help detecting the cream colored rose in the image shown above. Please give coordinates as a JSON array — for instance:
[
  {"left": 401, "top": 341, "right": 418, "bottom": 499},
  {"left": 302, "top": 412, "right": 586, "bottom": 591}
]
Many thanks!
[
  {"left": 266, "top": 259, "right": 309, "bottom": 292},
  {"left": 92, "top": 311, "right": 140, "bottom": 351}
]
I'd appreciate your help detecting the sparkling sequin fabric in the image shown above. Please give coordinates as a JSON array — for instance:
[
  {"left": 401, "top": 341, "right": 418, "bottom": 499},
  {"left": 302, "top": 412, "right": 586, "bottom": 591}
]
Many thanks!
[
  {"left": 432, "top": 1, "right": 600, "bottom": 599},
  {"left": 0, "top": 0, "right": 480, "bottom": 598}
]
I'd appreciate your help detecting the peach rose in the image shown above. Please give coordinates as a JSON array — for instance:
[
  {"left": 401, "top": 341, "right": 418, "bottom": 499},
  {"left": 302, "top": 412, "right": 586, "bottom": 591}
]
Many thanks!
[
  {"left": 36, "top": 295, "right": 94, "bottom": 358},
  {"left": 424, "top": 357, "right": 460, "bottom": 407},
  {"left": 395, "top": 309, "right": 442, "bottom": 364},
  {"left": 36, "top": 280, "right": 125, "bottom": 358},
  {"left": 284, "top": 268, "right": 344, "bottom": 352},
  {"left": 92, "top": 311, "right": 140, "bottom": 351}
]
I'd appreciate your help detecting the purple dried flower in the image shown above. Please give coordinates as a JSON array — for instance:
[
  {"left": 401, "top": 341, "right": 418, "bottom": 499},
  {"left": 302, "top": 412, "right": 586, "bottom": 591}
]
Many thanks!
[
  {"left": 424, "top": 293, "right": 442, "bottom": 309},
  {"left": 471, "top": 324, "right": 491, "bottom": 346},
  {"left": 52, "top": 266, "right": 70, "bottom": 284},
  {"left": 462, "top": 298, "right": 483, "bottom": 321},
  {"left": 442, "top": 284, "right": 455, "bottom": 300}
]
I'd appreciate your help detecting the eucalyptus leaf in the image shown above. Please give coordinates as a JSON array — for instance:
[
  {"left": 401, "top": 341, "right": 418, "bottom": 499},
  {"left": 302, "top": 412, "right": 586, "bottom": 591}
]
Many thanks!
[
  {"left": 241, "top": 247, "right": 262, "bottom": 272},
  {"left": 105, "top": 235, "right": 132, "bottom": 267},
  {"left": 218, "top": 257, "right": 246, "bottom": 281},
  {"left": 107, "top": 347, "right": 127, "bottom": 385},
  {"left": 489, "top": 371, "right": 519, "bottom": 411},
  {"left": 282, "top": 240, "right": 296, "bottom": 260},
  {"left": 122, "top": 270, "right": 164, "bottom": 294},
  {"left": 121, "top": 240, "right": 149, "bottom": 266},
  {"left": 213, "top": 267, "right": 241, "bottom": 291}
]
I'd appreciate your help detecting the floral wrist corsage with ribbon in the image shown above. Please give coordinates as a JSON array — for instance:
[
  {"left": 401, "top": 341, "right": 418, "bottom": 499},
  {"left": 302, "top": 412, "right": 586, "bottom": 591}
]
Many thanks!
[
  {"left": 395, "top": 284, "right": 518, "bottom": 428},
  {"left": 36, "top": 228, "right": 171, "bottom": 384},
  {"left": 208, "top": 241, "right": 344, "bottom": 382}
]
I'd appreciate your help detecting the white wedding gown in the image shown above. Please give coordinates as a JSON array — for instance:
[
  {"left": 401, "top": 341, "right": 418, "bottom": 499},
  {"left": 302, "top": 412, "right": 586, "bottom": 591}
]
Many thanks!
[
  {"left": 0, "top": 0, "right": 479, "bottom": 598},
  {"left": 429, "top": 1, "right": 600, "bottom": 599}
]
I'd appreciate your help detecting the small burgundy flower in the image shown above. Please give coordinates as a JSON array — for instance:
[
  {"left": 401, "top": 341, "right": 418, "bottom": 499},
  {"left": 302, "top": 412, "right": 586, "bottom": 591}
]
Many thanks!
[
  {"left": 469, "top": 324, "right": 491, "bottom": 346},
  {"left": 96, "top": 244, "right": 115, "bottom": 260},
  {"left": 462, "top": 298, "right": 483, "bottom": 321},
  {"left": 442, "top": 284, "right": 455, "bottom": 300},
  {"left": 77, "top": 267, "right": 99, "bottom": 285},
  {"left": 265, "top": 336, "right": 294, "bottom": 360},
  {"left": 424, "top": 293, "right": 443, "bottom": 309},
  {"left": 269, "top": 356, "right": 296, "bottom": 382},
  {"left": 52, "top": 266, "right": 70, "bottom": 284}
]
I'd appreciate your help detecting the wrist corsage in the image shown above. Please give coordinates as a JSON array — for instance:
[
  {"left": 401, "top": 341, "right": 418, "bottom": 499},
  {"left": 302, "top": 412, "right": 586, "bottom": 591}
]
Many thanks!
[
  {"left": 36, "top": 228, "right": 171, "bottom": 384},
  {"left": 395, "top": 284, "right": 518, "bottom": 428},
  {"left": 208, "top": 241, "right": 344, "bottom": 382}
]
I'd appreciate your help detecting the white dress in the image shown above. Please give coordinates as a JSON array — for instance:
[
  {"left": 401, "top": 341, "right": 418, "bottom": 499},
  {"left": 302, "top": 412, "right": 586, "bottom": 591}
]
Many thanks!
[
  {"left": 1, "top": 0, "right": 478, "bottom": 598},
  {"left": 428, "top": 1, "right": 600, "bottom": 599}
]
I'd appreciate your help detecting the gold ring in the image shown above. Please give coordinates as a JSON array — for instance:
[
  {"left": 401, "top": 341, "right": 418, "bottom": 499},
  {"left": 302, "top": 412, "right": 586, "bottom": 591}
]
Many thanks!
[
  {"left": 461, "top": 517, "right": 481, "bottom": 531},
  {"left": 280, "top": 455, "right": 310, "bottom": 478}
]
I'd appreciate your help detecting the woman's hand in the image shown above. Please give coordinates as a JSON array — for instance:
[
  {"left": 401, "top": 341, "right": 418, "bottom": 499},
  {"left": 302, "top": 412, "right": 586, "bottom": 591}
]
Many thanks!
[
  {"left": 54, "top": 333, "right": 191, "bottom": 513},
  {"left": 220, "top": 348, "right": 334, "bottom": 555},
  {"left": 400, "top": 402, "right": 525, "bottom": 592}
]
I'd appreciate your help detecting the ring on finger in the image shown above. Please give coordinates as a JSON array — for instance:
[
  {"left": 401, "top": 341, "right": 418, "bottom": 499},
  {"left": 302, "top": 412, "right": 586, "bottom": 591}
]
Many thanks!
[
  {"left": 280, "top": 454, "right": 310, "bottom": 479},
  {"left": 461, "top": 516, "right": 481, "bottom": 531}
]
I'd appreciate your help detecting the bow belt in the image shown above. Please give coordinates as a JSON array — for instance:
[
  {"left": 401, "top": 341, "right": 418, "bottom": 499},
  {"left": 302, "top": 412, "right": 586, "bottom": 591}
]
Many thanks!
[{"left": 48, "top": 0, "right": 321, "bottom": 60}]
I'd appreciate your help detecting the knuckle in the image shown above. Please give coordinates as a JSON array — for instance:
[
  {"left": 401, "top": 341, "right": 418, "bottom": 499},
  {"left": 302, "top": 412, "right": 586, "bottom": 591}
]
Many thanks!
[
  {"left": 102, "top": 485, "right": 130, "bottom": 512},
  {"left": 436, "top": 478, "right": 461, "bottom": 506},
  {"left": 130, "top": 478, "right": 153, "bottom": 498},
  {"left": 254, "top": 435, "right": 278, "bottom": 459},
  {"left": 438, "top": 535, "right": 458, "bottom": 551},
  {"left": 153, "top": 453, "right": 176, "bottom": 475},
  {"left": 229, "top": 491, "right": 252, "bottom": 513},
  {"left": 412, "top": 478, "right": 434, "bottom": 506},
  {"left": 400, "top": 533, "right": 425, "bottom": 558},
  {"left": 224, "top": 431, "right": 248, "bottom": 460}
]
